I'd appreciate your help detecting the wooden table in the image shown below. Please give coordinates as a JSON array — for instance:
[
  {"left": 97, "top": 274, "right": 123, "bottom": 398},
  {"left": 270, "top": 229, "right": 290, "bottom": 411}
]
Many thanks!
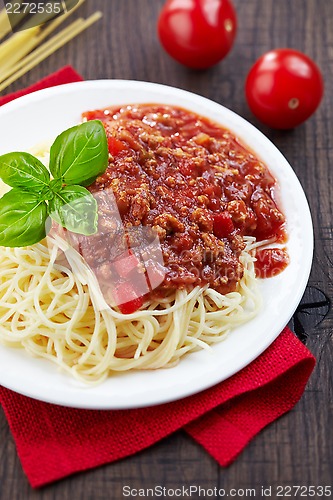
[{"left": 0, "top": 0, "right": 332, "bottom": 497}]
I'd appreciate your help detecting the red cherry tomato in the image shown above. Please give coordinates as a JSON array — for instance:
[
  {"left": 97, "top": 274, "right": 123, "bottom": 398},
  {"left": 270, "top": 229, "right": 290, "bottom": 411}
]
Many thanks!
[
  {"left": 245, "top": 49, "right": 324, "bottom": 129},
  {"left": 157, "top": 0, "right": 237, "bottom": 69}
]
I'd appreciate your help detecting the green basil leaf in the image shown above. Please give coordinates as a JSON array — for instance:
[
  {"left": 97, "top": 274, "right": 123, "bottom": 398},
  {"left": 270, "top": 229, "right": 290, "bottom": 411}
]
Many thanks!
[
  {"left": 49, "top": 120, "right": 108, "bottom": 186},
  {"left": 0, "top": 152, "right": 50, "bottom": 191},
  {"left": 48, "top": 185, "right": 98, "bottom": 236},
  {"left": 0, "top": 189, "right": 48, "bottom": 247}
]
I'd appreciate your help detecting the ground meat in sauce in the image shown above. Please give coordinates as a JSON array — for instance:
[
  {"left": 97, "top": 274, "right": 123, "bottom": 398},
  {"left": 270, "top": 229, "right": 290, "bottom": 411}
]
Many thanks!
[{"left": 81, "top": 104, "right": 287, "bottom": 296}]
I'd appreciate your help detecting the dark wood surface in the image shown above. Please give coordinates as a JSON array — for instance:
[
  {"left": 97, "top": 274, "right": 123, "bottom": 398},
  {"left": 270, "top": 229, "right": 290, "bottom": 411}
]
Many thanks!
[{"left": 0, "top": 0, "right": 332, "bottom": 497}]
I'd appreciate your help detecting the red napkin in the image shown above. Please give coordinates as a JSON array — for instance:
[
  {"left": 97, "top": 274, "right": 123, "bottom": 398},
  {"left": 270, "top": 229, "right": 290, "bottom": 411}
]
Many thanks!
[{"left": 0, "top": 68, "right": 316, "bottom": 488}]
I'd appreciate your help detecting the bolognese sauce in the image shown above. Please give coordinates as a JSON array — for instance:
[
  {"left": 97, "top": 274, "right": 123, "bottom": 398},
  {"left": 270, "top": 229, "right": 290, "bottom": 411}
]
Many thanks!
[{"left": 81, "top": 104, "right": 288, "bottom": 306}]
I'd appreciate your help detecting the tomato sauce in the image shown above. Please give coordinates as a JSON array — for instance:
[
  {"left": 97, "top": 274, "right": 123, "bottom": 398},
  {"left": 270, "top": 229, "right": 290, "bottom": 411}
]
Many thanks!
[{"left": 81, "top": 104, "right": 288, "bottom": 297}]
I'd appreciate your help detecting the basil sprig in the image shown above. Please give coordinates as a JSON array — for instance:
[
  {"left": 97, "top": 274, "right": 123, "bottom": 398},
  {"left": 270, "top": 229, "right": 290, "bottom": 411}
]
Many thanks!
[{"left": 0, "top": 120, "right": 108, "bottom": 247}]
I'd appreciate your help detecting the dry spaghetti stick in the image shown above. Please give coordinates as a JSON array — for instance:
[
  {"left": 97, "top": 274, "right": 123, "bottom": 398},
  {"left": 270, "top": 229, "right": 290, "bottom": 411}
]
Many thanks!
[
  {"left": 37, "top": 0, "right": 86, "bottom": 40},
  {"left": 19, "top": 0, "right": 85, "bottom": 33},
  {"left": 0, "top": 18, "right": 84, "bottom": 84},
  {"left": 0, "top": 8, "right": 12, "bottom": 41},
  {"left": 0, "top": 1, "right": 43, "bottom": 43},
  {"left": 0, "top": 1, "right": 30, "bottom": 41},
  {"left": 0, "top": 18, "right": 84, "bottom": 81},
  {"left": 0, "top": 26, "right": 41, "bottom": 72},
  {"left": 0, "top": 12, "right": 102, "bottom": 93}
]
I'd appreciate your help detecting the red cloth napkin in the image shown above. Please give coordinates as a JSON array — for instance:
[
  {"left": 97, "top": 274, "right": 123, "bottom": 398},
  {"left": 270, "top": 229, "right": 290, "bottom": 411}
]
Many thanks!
[
  {"left": 0, "top": 65, "right": 83, "bottom": 105},
  {"left": 0, "top": 68, "right": 316, "bottom": 488}
]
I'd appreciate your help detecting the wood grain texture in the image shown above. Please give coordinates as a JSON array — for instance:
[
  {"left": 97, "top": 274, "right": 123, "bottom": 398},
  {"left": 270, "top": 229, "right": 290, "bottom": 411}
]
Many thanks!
[{"left": 0, "top": 0, "right": 332, "bottom": 497}]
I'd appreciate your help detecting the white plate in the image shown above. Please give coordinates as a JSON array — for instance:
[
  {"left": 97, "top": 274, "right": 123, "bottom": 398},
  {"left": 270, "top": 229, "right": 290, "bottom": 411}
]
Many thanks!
[{"left": 0, "top": 80, "right": 313, "bottom": 409}]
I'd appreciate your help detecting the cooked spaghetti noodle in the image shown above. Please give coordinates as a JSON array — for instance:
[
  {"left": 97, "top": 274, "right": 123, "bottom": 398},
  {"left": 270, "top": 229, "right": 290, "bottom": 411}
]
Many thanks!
[{"left": 0, "top": 236, "right": 260, "bottom": 384}]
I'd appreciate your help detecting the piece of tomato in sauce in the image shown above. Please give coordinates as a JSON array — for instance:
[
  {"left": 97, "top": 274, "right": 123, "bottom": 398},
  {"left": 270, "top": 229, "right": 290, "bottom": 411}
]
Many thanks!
[
  {"left": 255, "top": 248, "right": 289, "bottom": 278},
  {"left": 118, "top": 297, "right": 144, "bottom": 314},
  {"left": 83, "top": 110, "right": 108, "bottom": 121},
  {"left": 254, "top": 218, "right": 287, "bottom": 243},
  {"left": 251, "top": 184, "right": 287, "bottom": 243},
  {"left": 213, "top": 212, "right": 235, "bottom": 239},
  {"left": 112, "top": 281, "right": 144, "bottom": 314},
  {"left": 108, "top": 136, "right": 127, "bottom": 157}
]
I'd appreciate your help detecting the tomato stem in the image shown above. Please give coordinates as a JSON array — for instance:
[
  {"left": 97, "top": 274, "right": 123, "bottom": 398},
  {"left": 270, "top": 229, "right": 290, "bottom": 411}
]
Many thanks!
[{"left": 288, "top": 98, "right": 300, "bottom": 109}]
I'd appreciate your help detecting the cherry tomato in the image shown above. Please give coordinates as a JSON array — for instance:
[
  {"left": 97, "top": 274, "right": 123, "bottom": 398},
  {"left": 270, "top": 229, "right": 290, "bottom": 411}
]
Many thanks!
[
  {"left": 245, "top": 49, "right": 324, "bottom": 129},
  {"left": 213, "top": 212, "right": 234, "bottom": 239},
  {"left": 157, "top": 0, "right": 237, "bottom": 69}
]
